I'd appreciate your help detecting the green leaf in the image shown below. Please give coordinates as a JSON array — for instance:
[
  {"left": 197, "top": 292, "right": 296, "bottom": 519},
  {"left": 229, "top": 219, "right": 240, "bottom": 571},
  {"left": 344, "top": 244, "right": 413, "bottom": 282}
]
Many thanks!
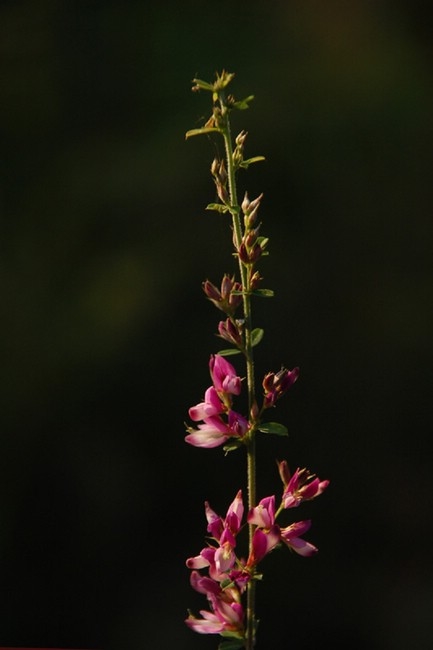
[
  {"left": 258, "top": 422, "right": 288, "bottom": 436},
  {"left": 206, "top": 202, "right": 231, "bottom": 214},
  {"left": 232, "top": 94, "right": 255, "bottom": 110},
  {"left": 185, "top": 127, "right": 220, "bottom": 139},
  {"left": 252, "top": 288, "right": 274, "bottom": 298},
  {"left": 218, "top": 348, "right": 242, "bottom": 356},
  {"left": 240, "top": 155, "right": 266, "bottom": 169},
  {"left": 218, "top": 638, "right": 245, "bottom": 650},
  {"left": 251, "top": 327, "right": 264, "bottom": 347},
  {"left": 223, "top": 440, "right": 243, "bottom": 454}
]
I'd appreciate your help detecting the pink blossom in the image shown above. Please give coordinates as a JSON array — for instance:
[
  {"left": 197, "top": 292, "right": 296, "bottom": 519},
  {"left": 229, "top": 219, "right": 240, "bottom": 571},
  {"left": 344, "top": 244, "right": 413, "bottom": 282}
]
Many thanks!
[
  {"left": 247, "top": 495, "right": 276, "bottom": 529},
  {"left": 187, "top": 491, "right": 244, "bottom": 580},
  {"left": 190, "top": 570, "right": 221, "bottom": 596},
  {"left": 210, "top": 354, "right": 242, "bottom": 396},
  {"left": 206, "top": 489, "right": 244, "bottom": 543},
  {"left": 247, "top": 495, "right": 280, "bottom": 565},
  {"left": 189, "top": 386, "right": 223, "bottom": 421},
  {"left": 279, "top": 463, "right": 329, "bottom": 509},
  {"left": 185, "top": 593, "right": 244, "bottom": 636},
  {"left": 185, "top": 411, "right": 248, "bottom": 448},
  {"left": 249, "top": 525, "right": 281, "bottom": 565},
  {"left": 280, "top": 520, "right": 318, "bottom": 557},
  {"left": 190, "top": 570, "right": 242, "bottom": 603}
]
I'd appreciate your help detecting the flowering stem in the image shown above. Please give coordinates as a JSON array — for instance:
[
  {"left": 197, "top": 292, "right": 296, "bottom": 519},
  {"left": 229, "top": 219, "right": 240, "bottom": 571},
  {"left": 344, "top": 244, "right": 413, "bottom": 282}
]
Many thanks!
[{"left": 220, "top": 101, "right": 257, "bottom": 650}]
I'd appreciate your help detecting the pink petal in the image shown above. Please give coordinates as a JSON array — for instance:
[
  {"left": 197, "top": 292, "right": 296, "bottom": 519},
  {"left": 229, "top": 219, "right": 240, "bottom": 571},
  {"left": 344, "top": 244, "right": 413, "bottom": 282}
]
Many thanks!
[
  {"left": 185, "top": 612, "right": 224, "bottom": 634},
  {"left": 185, "top": 426, "right": 228, "bottom": 448},
  {"left": 189, "top": 387, "right": 223, "bottom": 421}
]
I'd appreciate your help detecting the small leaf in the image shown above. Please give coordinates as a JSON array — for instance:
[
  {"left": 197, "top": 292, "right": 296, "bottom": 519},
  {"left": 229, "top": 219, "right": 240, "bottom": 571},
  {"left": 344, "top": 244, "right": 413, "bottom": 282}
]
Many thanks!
[
  {"left": 206, "top": 202, "right": 231, "bottom": 214},
  {"left": 252, "top": 288, "right": 274, "bottom": 298},
  {"left": 240, "top": 155, "right": 266, "bottom": 169},
  {"left": 223, "top": 440, "right": 243, "bottom": 454},
  {"left": 185, "top": 127, "right": 220, "bottom": 139},
  {"left": 232, "top": 94, "right": 255, "bottom": 110},
  {"left": 251, "top": 327, "right": 264, "bottom": 347},
  {"left": 258, "top": 422, "right": 288, "bottom": 436},
  {"left": 218, "top": 348, "right": 242, "bottom": 357}
]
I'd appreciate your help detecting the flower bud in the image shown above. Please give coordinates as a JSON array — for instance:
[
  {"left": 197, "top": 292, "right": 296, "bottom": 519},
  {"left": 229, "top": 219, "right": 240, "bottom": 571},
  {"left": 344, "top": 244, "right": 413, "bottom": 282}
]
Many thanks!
[
  {"left": 262, "top": 366, "right": 299, "bottom": 408},
  {"left": 218, "top": 318, "right": 243, "bottom": 347},
  {"left": 235, "top": 130, "right": 247, "bottom": 147},
  {"left": 277, "top": 459, "right": 291, "bottom": 487},
  {"left": 203, "top": 275, "right": 243, "bottom": 315},
  {"left": 249, "top": 271, "right": 262, "bottom": 290},
  {"left": 210, "top": 158, "right": 219, "bottom": 177}
]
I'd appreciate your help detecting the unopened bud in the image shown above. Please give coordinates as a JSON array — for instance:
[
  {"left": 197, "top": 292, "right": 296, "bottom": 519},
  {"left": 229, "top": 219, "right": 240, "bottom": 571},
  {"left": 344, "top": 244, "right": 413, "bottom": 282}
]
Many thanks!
[
  {"left": 250, "top": 400, "right": 260, "bottom": 421},
  {"left": 235, "top": 130, "right": 248, "bottom": 147},
  {"left": 211, "top": 158, "right": 219, "bottom": 177},
  {"left": 277, "top": 459, "right": 291, "bottom": 487},
  {"left": 216, "top": 183, "right": 229, "bottom": 204},
  {"left": 250, "top": 271, "right": 262, "bottom": 290},
  {"left": 218, "top": 159, "right": 227, "bottom": 185},
  {"left": 241, "top": 192, "right": 250, "bottom": 215},
  {"left": 218, "top": 318, "right": 243, "bottom": 347},
  {"left": 262, "top": 366, "right": 299, "bottom": 408}
]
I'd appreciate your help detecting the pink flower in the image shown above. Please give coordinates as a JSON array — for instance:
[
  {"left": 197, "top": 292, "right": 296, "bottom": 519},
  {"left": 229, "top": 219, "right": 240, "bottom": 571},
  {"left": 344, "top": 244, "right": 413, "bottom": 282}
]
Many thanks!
[
  {"left": 249, "top": 525, "right": 281, "bottom": 565},
  {"left": 247, "top": 495, "right": 276, "bottom": 529},
  {"left": 186, "top": 491, "right": 244, "bottom": 580},
  {"left": 279, "top": 462, "right": 329, "bottom": 509},
  {"left": 206, "top": 489, "right": 244, "bottom": 543},
  {"left": 210, "top": 354, "right": 242, "bottom": 396},
  {"left": 189, "top": 386, "right": 223, "bottom": 421},
  {"left": 280, "top": 520, "right": 318, "bottom": 557},
  {"left": 185, "top": 593, "right": 244, "bottom": 636},
  {"left": 247, "top": 495, "right": 281, "bottom": 565},
  {"left": 185, "top": 411, "right": 248, "bottom": 448}
]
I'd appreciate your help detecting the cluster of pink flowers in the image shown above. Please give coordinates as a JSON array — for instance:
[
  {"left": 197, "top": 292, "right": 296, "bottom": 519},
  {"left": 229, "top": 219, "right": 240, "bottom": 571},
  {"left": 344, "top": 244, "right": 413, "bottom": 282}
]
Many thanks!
[
  {"left": 185, "top": 354, "right": 248, "bottom": 449},
  {"left": 185, "top": 354, "right": 300, "bottom": 449},
  {"left": 185, "top": 462, "right": 329, "bottom": 637}
]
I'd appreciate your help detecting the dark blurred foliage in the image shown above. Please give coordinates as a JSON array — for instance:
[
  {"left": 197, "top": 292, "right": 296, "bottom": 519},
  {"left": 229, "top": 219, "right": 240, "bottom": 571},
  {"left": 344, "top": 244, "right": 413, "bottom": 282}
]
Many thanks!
[{"left": 1, "top": 1, "right": 432, "bottom": 648}]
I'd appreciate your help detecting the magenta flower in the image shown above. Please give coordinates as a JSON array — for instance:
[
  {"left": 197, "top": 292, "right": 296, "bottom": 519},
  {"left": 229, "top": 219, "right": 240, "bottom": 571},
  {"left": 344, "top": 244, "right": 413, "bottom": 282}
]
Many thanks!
[
  {"left": 247, "top": 495, "right": 276, "bottom": 529},
  {"left": 186, "top": 491, "right": 244, "bottom": 579},
  {"left": 278, "top": 462, "right": 329, "bottom": 509},
  {"left": 185, "top": 592, "right": 245, "bottom": 636},
  {"left": 185, "top": 410, "right": 248, "bottom": 448},
  {"left": 249, "top": 525, "right": 281, "bottom": 565},
  {"left": 262, "top": 366, "right": 299, "bottom": 408},
  {"left": 247, "top": 495, "right": 280, "bottom": 565},
  {"left": 189, "top": 386, "right": 223, "bottom": 421},
  {"left": 210, "top": 354, "right": 242, "bottom": 396},
  {"left": 280, "top": 520, "right": 318, "bottom": 557},
  {"left": 206, "top": 489, "right": 244, "bottom": 543}
]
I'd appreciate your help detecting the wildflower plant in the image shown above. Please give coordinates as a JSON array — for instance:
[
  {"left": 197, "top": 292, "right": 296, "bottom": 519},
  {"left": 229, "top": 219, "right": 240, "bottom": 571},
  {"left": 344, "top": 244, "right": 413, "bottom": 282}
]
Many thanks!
[{"left": 184, "top": 71, "right": 329, "bottom": 650}]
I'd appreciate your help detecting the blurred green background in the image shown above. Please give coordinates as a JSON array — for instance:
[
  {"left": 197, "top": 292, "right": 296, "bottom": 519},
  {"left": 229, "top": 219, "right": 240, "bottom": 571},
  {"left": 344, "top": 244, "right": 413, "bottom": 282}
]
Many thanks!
[{"left": 1, "top": 1, "right": 432, "bottom": 648}]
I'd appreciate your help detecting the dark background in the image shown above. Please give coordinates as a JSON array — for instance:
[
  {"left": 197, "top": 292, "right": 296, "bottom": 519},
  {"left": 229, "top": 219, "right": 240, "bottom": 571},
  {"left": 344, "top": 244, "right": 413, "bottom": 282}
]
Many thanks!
[{"left": 1, "top": 1, "right": 432, "bottom": 648}]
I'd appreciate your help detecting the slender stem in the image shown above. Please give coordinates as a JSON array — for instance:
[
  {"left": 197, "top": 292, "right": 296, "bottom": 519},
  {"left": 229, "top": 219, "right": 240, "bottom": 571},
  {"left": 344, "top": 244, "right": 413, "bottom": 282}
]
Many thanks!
[{"left": 221, "top": 101, "right": 257, "bottom": 650}]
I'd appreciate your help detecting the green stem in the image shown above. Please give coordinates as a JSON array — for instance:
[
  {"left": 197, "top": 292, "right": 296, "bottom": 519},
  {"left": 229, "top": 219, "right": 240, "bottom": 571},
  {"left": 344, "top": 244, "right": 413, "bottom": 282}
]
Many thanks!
[{"left": 221, "top": 101, "right": 257, "bottom": 650}]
